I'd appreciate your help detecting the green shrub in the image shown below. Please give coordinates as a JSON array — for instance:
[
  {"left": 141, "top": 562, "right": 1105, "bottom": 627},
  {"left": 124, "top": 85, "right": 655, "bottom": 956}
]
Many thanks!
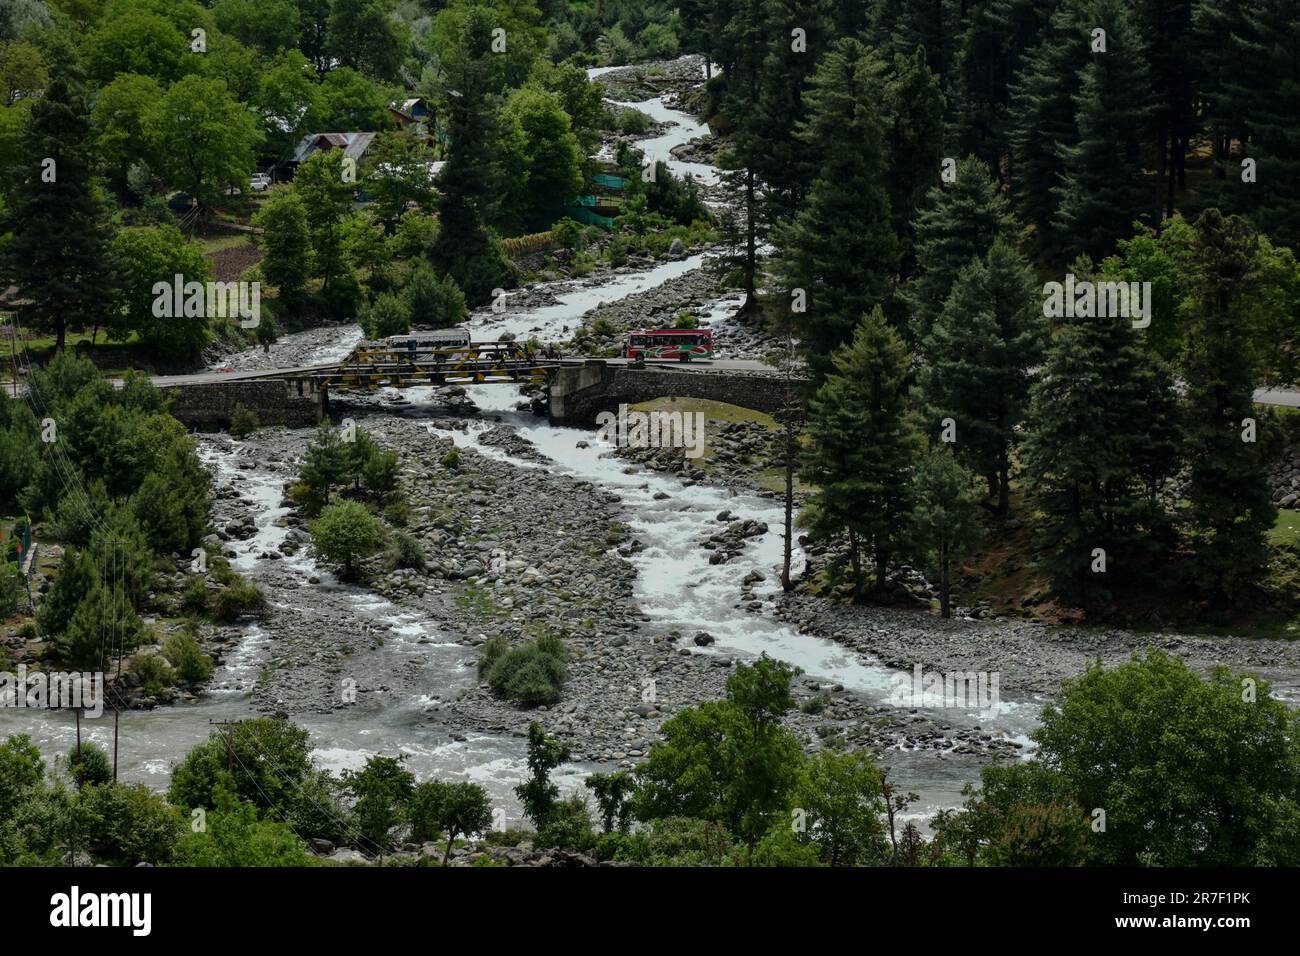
[
  {"left": 310, "top": 500, "right": 385, "bottom": 579},
  {"left": 553, "top": 217, "right": 583, "bottom": 250},
  {"left": 68, "top": 742, "right": 113, "bottom": 789},
  {"left": 607, "top": 234, "right": 627, "bottom": 267},
  {"left": 229, "top": 403, "right": 259, "bottom": 437},
  {"left": 362, "top": 292, "right": 410, "bottom": 339},
  {"left": 600, "top": 816, "right": 733, "bottom": 866},
  {"left": 404, "top": 263, "right": 468, "bottom": 328},
  {"left": 477, "top": 635, "right": 507, "bottom": 676},
  {"left": 614, "top": 107, "right": 652, "bottom": 135},
  {"left": 163, "top": 626, "right": 214, "bottom": 684},
  {"left": 391, "top": 531, "right": 425, "bottom": 571},
  {"left": 0, "top": 561, "right": 22, "bottom": 617},
  {"left": 212, "top": 577, "right": 267, "bottom": 622},
  {"left": 537, "top": 795, "right": 595, "bottom": 851},
  {"left": 133, "top": 652, "right": 173, "bottom": 697},
  {"left": 73, "top": 782, "right": 183, "bottom": 866},
  {"left": 484, "top": 635, "right": 567, "bottom": 706},
  {"left": 181, "top": 575, "right": 209, "bottom": 613}
]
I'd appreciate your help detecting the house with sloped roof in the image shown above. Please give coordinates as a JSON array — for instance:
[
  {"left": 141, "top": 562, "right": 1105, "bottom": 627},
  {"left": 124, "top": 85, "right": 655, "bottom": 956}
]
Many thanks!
[{"left": 283, "top": 132, "right": 378, "bottom": 178}]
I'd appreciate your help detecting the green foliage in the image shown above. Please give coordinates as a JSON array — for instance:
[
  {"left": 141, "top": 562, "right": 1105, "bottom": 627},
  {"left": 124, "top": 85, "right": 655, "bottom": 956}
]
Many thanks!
[
  {"left": 1050, "top": 0, "right": 1157, "bottom": 263},
  {"left": 794, "top": 747, "right": 887, "bottom": 866},
  {"left": 634, "top": 656, "right": 804, "bottom": 858},
  {"left": 342, "top": 754, "right": 415, "bottom": 855},
  {"left": 173, "top": 795, "right": 318, "bottom": 867},
  {"left": 67, "top": 742, "right": 113, "bottom": 790},
  {"left": 402, "top": 262, "right": 468, "bottom": 328},
  {"left": 310, "top": 500, "right": 385, "bottom": 578},
  {"left": 905, "top": 155, "right": 1015, "bottom": 344},
  {"left": 802, "top": 308, "right": 921, "bottom": 595},
  {"left": 390, "top": 531, "right": 425, "bottom": 572},
  {"left": 1, "top": 78, "right": 115, "bottom": 349},
  {"left": 598, "top": 815, "right": 733, "bottom": 867},
  {"left": 109, "top": 224, "right": 214, "bottom": 357},
  {"left": 771, "top": 38, "right": 896, "bottom": 381},
  {"left": 168, "top": 718, "right": 315, "bottom": 819},
  {"left": 295, "top": 150, "right": 358, "bottom": 298},
  {"left": 909, "top": 447, "right": 984, "bottom": 618},
  {"left": 537, "top": 794, "right": 595, "bottom": 851},
  {"left": 1022, "top": 256, "right": 1181, "bottom": 610},
  {"left": 163, "top": 624, "right": 214, "bottom": 685},
  {"left": 920, "top": 237, "right": 1042, "bottom": 513},
  {"left": 1180, "top": 211, "right": 1278, "bottom": 598},
  {"left": 409, "top": 779, "right": 493, "bottom": 863},
  {"left": 361, "top": 291, "right": 410, "bottom": 339},
  {"left": 1034, "top": 652, "right": 1300, "bottom": 865},
  {"left": 515, "top": 721, "right": 570, "bottom": 830},
  {"left": 493, "top": 86, "right": 582, "bottom": 235},
  {"left": 483, "top": 634, "right": 567, "bottom": 707},
  {"left": 211, "top": 575, "right": 267, "bottom": 622},
  {"left": 144, "top": 74, "right": 263, "bottom": 210},
  {"left": 253, "top": 189, "right": 311, "bottom": 303},
  {"left": 230, "top": 403, "right": 260, "bottom": 438},
  {"left": 134, "top": 651, "right": 173, "bottom": 698},
  {"left": 585, "top": 770, "right": 635, "bottom": 834},
  {"left": 0, "top": 560, "right": 23, "bottom": 618},
  {"left": 62, "top": 580, "right": 146, "bottom": 671},
  {"left": 72, "top": 782, "right": 183, "bottom": 866}
]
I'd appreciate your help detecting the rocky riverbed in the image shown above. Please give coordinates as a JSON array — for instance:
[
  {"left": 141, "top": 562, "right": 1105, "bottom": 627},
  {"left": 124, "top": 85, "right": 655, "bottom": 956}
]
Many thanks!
[{"left": 198, "top": 396, "right": 1033, "bottom": 773}]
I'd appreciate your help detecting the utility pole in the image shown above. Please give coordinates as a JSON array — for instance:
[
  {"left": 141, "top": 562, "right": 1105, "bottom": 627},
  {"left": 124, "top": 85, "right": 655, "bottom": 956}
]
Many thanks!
[{"left": 210, "top": 719, "right": 242, "bottom": 777}]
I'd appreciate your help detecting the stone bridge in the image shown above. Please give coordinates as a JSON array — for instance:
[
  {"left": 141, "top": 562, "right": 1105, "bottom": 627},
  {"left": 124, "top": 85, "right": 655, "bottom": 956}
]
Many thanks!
[
  {"left": 155, "top": 359, "right": 803, "bottom": 429},
  {"left": 546, "top": 361, "right": 802, "bottom": 426}
]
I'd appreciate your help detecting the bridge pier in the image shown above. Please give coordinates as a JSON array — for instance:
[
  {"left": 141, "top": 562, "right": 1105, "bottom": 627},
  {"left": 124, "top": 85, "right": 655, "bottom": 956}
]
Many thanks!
[{"left": 162, "top": 377, "right": 326, "bottom": 429}]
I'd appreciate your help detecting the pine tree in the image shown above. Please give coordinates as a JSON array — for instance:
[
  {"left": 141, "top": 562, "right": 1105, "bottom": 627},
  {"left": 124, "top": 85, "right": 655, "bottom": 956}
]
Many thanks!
[
  {"left": 949, "top": 0, "right": 1058, "bottom": 173},
  {"left": 882, "top": 46, "right": 945, "bottom": 281},
  {"left": 802, "top": 307, "right": 921, "bottom": 597},
  {"left": 905, "top": 155, "right": 1013, "bottom": 343},
  {"left": 1007, "top": 0, "right": 1090, "bottom": 261},
  {"left": 1235, "top": 0, "right": 1300, "bottom": 250},
  {"left": 716, "top": 0, "right": 773, "bottom": 316},
  {"left": 753, "top": 0, "right": 833, "bottom": 229},
  {"left": 1050, "top": 0, "right": 1158, "bottom": 263},
  {"left": 1, "top": 77, "right": 114, "bottom": 350},
  {"left": 1131, "top": 0, "right": 1196, "bottom": 220},
  {"left": 920, "top": 237, "right": 1042, "bottom": 514},
  {"left": 868, "top": 0, "right": 960, "bottom": 86},
  {"left": 1191, "top": 0, "right": 1251, "bottom": 190},
  {"left": 1181, "top": 210, "right": 1276, "bottom": 600},
  {"left": 772, "top": 38, "right": 896, "bottom": 384},
  {"left": 430, "top": 7, "right": 513, "bottom": 306},
  {"left": 909, "top": 446, "right": 984, "bottom": 618},
  {"left": 1021, "top": 256, "right": 1181, "bottom": 611}
]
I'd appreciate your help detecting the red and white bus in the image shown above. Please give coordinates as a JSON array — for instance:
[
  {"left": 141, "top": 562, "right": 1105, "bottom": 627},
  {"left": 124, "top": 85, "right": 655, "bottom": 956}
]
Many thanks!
[{"left": 624, "top": 328, "right": 713, "bottom": 361}]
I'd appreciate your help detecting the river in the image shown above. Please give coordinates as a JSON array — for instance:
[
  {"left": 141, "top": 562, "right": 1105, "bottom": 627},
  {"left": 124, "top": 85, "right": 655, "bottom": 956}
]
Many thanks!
[{"left": 0, "top": 57, "right": 1036, "bottom": 833}]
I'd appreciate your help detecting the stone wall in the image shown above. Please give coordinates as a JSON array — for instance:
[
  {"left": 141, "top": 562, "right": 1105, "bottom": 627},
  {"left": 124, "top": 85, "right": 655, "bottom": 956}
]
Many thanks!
[
  {"left": 163, "top": 378, "right": 325, "bottom": 429},
  {"left": 1269, "top": 445, "right": 1300, "bottom": 510},
  {"left": 548, "top": 363, "right": 799, "bottom": 425}
]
